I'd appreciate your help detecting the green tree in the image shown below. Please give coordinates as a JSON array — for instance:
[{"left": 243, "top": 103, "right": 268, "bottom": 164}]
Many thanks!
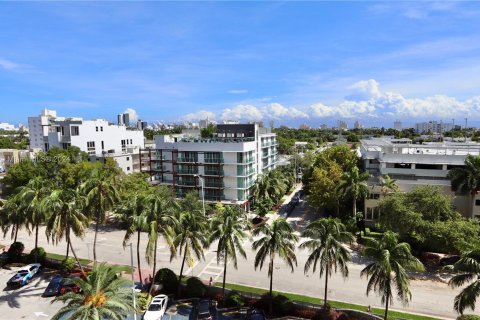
[
  {"left": 361, "top": 232, "right": 424, "bottom": 320},
  {"left": 17, "top": 177, "right": 52, "bottom": 261},
  {"left": 252, "top": 169, "right": 288, "bottom": 203},
  {"left": 174, "top": 206, "right": 208, "bottom": 295},
  {"left": 43, "top": 188, "right": 89, "bottom": 274},
  {"left": 209, "top": 205, "right": 250, "bottom": 296},
  {"left": 144, "top": 186, "right": 179, "bottom": 292},
  {"left": 81, "top": 168, "right": 119, "bottom": 262},
  {"left": 307, "top": 164, "right": 343, "bottom": 215},
  {"left": 51, "top": 263, "right": 133, "bottom": 320},
  {"left": 448, "top": 250, "right": 480, "bottom": 315},
  {"left": 300, "top": 218, "right": 354, "bottom": 308},
  {"left": 2, "top": 158, "right": 44, "bottom": 195},
  {"left": 338, "top": 166, "right": 371, "bottom": 217},
  {"left": 252, "top": 218, "right": 298, "bottom": 313},
  {"left": 200, "top": 124, "right": 216, "bottom": 138},
  {"left": 448, "top": 155, "right": 480, "bottom": 218}
]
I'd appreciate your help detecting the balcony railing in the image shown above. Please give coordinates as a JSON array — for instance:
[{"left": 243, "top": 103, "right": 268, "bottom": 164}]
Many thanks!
[
  {"left": 176, "top": 180, "right": 197, "bottom": 186},
  {"left": 237, "top": 167, "right": 255, "bottom": 176},
  {"left": 204, "top": 169, "right": 224, "bottom": 176},
  {"left": 205, "top": 181, "right": 224, "bottom": 188},
  {"left": 177, "top": 157, "right": 197, "bottom": 163},
  {"left": 176, "top": 169, "right": 198, "bottom": 174},
  {"left": 204, "top": 157, "right": 224, "bottom": 164}
]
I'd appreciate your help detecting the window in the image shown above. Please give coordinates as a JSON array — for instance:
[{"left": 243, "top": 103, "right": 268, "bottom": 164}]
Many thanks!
[
  {"left": 366, "top": 207, "right": 380, "bottom": 221},
  {"left": 368, "top": 193, "right": 380, "bottom": 200},
  {"left": 100, "top": 126, "right": 103, "bottom": 131},
  {"left": 476, "top": 199, "right": 480, "bottom": 206},
  {"left": 130, "top": 139, "right": 132, "bottom": 144},
  {"left": 71, "top": 126, "right": 79, "bottom": 136},
  {"left": 126, "top": 157, "right": 130, "bottom": 161},
  {"left": 127, "top": 167, "right": 130, "bottom": 171},
  {"left": 96, "top": 126, "right": 98, "bottom": 132},
  {"left": 87, "top": 141, "right": 95, "bottom": 155},
  {"left": 101, "top": 141, "right": 104, "bottom": 150}
]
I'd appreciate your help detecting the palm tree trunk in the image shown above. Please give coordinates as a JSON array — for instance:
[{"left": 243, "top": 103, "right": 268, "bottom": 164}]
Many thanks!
[
  {"left": 93, "top": 211, "right": 99, "bottom": 263},
  {"left": 222, "top": 247, "right": 228, "bottom": 297},
  {"left": 66, "top": 227, "right": 70, "bottom": 259},
  {"left": 384, "top": 294, "right": 389, "bottom": 320},
  {"left": 269, "top": 257, "right": 274, "bottom": 315},
  {"left": 353, "top": 196, "right": 357, "bottom": 218},
  {"left": 14, "top": 224, "right": 18, "bottom": 242},
  {"left": 34, "top": 223, "right": 39, "bottom": 262},
  {"left": 137, "top": 230, "right": 143, "bottom": 287},
  {"left": 177, "top": 245, "right": 188, "bottom": 297},
  {"left": 324, "top": 266, "right": 329, "bottom": 308},
  {"left": 68, "top": 234, "right": 85, "bottom": 276},
  {"left": 149, "top": 236, "right": 158, "bottom": 295}
]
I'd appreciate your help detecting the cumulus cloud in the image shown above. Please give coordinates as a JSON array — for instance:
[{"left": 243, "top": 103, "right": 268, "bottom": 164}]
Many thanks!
[
  {"left": 182, "top": 110, "right": 216, "bottom": 122},
  {"left": 221, "top": 104, "right": 263, "bottom": 121},
  {"left": 346, "top": 79, "right": 382, "bottom": 101},
  {"left": 179, "top": 79, "right": 480, "bottom": 123},
  {"left": 123, "top": 108, "right": 139, "bottom": 122}
]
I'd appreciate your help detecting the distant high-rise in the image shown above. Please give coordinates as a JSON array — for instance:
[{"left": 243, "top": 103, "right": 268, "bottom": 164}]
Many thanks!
[
  {"left": 123, "top": 113, "right": 130, "bottom": 127},
  {"left": 338, "top": 120, "right": 348, "bottom": 131},
  {"left": 136, "top": 119, "right": 148, "bottom": 130},
  {"left": 354, "top": 120, "right": 361, "bottom": 129},
  {"left": 415, "top": 121, "right": 454, "bottom": 134},
  {"left": 320, "top": 124, "right": 328, "bottom": 130},
  {"left": 394, "top": 120, "right": 402, "bottom": 131},
  {"left": 117, "top": 114, "right": 124, "bottom": 126}
]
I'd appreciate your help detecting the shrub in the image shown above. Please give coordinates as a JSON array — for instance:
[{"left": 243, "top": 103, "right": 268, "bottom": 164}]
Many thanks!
[
  {"left": 185, "top": 277, "right": 207, "bottom": 298},
  {"left": 457, "top": 316, "right": 480, "bottom": 320},
  {"left": 254, "top": 294, "right": 293, "bottom": 316},
  {"left": 7, "top": 242, "right": 24, "bottom": 262},
  {"left": 136, "top": 292, "right": 152, "bottom": 313},
  {"left": 223, "top": 290, "right": 245, "bottom": 308},
  {"left": 27, "top": 247, "right": 46, "bottom": 263},
  {"left": 60, "top": 257, "right": 76, "bottom": 274},
  {"left": 154, "top": 268, "right": 178, "bottom": 294}
]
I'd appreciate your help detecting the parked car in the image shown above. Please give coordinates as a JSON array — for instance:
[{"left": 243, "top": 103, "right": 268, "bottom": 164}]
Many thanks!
[
  {"left": 43, "top": 275, "right": 64, "bottom": 297},
  {"left": 143, "top": 294, "right": 169, "bottom": 320},
  {"left": 6, "top": 263, "right": 41, "bottom": 287},
  {"left": 59, "top": 273, "right": 83, "bottom": 294},
  {"left": 249, "top": 309, "right": 266, "bottom": 320}
]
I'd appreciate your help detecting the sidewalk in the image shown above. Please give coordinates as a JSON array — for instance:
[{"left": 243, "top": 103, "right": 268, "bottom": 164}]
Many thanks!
[{"left": 265, "top": 182, "right": 303, "bottom": 222}]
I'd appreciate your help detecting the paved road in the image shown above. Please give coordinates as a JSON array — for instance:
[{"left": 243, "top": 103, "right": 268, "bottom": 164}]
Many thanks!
[{"left": 1, "top": 200, "right": 466, "bottom": 319}]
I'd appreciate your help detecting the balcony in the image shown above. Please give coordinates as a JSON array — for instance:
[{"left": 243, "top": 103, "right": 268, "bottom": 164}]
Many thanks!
[
  {"left": 204, "top": 157, "right": 224, "bottom": 164},
  {"left": 176, "top": 180, "right": 197, "bottom": 187},
  {"left": 204, "top": 169, "right": 224, "bottom": 176},
  {"left": 205, "top": 181, "right": 224, "bottom": 188},
  {"left": 237, "top": 167, "right": 255, "bottom": 176},
  {"left": 177, "top": 157, "right": 197, "bottom": 163},
  {"left": 176, "top": 168, "right": 198, "bottom": 175}
]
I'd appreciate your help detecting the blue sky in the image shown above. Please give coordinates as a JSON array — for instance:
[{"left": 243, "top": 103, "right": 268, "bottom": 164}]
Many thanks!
[{"left": 1, "top": 1, "right": 480, "bottom": 127}]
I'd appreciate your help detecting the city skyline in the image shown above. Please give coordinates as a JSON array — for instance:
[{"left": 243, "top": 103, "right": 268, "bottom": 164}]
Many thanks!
[{"left": 1, "top": 2, "right": 480, "bottom": 126}]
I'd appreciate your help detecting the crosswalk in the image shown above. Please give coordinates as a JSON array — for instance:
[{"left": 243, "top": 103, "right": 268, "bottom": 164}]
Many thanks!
[{"left": 197, "top": 254, "right": 229, "bottom": 282}]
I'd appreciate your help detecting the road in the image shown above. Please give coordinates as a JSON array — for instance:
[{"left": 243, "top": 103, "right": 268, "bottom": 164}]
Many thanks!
[{"left": 1, "top": 200, "right": 465, "bottom": 319}]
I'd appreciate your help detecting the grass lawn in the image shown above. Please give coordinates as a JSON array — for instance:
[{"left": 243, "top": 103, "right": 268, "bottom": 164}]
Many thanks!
[
  {"left": 108, "top": 264, "right": 133, "bottom": 274},
  {"left": 216, "top": 282, "right": 440, "bottom": 320},
  {"left": 46, "top": 252, "right": 91, "bottom": 265}
]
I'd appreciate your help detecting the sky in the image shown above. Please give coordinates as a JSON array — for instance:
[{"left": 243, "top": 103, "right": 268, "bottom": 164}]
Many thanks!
[{"left": 1, "top": 1, "right": 480, "bottom": 128}]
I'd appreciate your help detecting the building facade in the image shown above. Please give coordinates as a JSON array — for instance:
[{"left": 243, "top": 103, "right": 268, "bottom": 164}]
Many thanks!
[
  {"left": 140, "top": 123, "right": 278, "bottom": 205},
  {"left": 28, "top": 109, "right": 145, "bottom": 173},
  {"left": 360, "top": 137, "right": 480, "bottom": 221},
  {"left": 415, "top": 121, "right": 455, "bottom": 134}
]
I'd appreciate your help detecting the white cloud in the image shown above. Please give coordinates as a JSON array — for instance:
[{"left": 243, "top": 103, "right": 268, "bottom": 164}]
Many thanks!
[
  {"left": 123, "top": 108, "right": 139, "bottom": 122},
  {"left": 346, "top": 79, "right": 382, "bottom": 101},
  {"left": 221, "top": 104, "right": 263, "bottom": 122},
  {"left": 182, "top": 110, "right": 216, "bottom": 122},
  {"left": 228, "top": 89, "right": 248, "bottom": 94},
  {"left": 265, "top": 103, "right": 309, "bottom": 119},
  {"left": 0, "top": 58, "right": 21, "bottom": 70}
]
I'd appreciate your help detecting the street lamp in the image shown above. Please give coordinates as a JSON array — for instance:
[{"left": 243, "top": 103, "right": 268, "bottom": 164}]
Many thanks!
[{"left": 194, "top": 174, "right": 206, "bottom": 216}]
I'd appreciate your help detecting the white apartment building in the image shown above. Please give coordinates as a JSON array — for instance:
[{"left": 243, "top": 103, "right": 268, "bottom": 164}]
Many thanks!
[
  {"left": 393, "top": 120, "right": 402, "bottom": 131},
  {"left": 415, "top": 121, "right": 455, "bottom": 134},
  {"left": 28, "top": 109, "right": 145, "bottom": 173},
  {"left": 140, "top": 123, "right": 278, "bottom": 206},
  {"left": 361, "top": 137, "right": 480, "bottom": 221}
]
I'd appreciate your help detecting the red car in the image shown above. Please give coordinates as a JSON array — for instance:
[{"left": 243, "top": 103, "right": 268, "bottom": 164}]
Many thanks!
[{"left": 59, "top": 272, "right": 88, "bottom": 294}]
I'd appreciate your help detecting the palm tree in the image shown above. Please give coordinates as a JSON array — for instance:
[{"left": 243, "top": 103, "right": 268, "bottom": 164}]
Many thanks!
[
  {"left": 174, "top": 197, "right": 208, "bottom": 295},
  {"left": 252, "top": 170, "right": 287, "bottom": 203},
  {"left": 80, "top": 169, "right": 119, "bottom": 262},
  {"left": 252, "top": 218, "right": 298, "bottom": 314},
  {"left": 17, "top": 177, "right": 51, "bottom": 261},
  {"left": 300, "top": 218, "right": 354, "bottom": 308},
  {"left": 379, "top": 175, "right": 398, "bottom": 196},
  {"left": 361, "top": 231, "right": 424, "bottom": 320},
  {"left": 448, "top": 249, "right": 480, "bottom": 315},
  {"left": 51, "top": 263, "right": 133, "bottom": 320},
  {"left": 0, "top": 194, "right": 26, "bottom": 243},
  {"left": 117, "top": 192, "right": 149, "bottom": 288},
  {"left": 448, "top": 155, "right": 480, "bottom": 218},
  {"left": 339, "top": 166, "right": 371, "bottom": 217},
  {"left": 209, "top": 205, "right": 250, "bottom": 297},
  {"left": 145, "top": 186, "right": 179, "bottom": 293},
  {"left": 43, "top": 188, "right": 89, "bottom": 274}
]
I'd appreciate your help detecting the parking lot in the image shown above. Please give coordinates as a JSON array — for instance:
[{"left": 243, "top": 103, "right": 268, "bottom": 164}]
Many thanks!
[{"left": 0, "top": 265, "right": 63, "bottom": 319}]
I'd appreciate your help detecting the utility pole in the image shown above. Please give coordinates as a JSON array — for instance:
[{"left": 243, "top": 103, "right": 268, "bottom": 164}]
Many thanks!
[
  {"left": 129, "top": 243, "right": 137, "bottom": 320},
  {"left": 465, "top": 118, "right": 468, "bottom": 142}
]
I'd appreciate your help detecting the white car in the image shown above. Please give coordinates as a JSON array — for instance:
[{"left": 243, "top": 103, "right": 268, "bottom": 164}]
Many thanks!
[
  {"left": 7, "top": 263, "right": 41, "bottom": 287},
  {"left": 143, "top": 294, "right": 169, "bottom": 320}
]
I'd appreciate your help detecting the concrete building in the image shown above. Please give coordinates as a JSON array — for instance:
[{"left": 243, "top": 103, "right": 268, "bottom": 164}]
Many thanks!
[
  {"left": 0, "top": 149, "right": 36, "bottom": 173},
  {"left": 360, "top": 137, "right": 480, "bottom": 221},
  {"left": 140, "top": 123, "right": 278, "bottom": 206},
  {"left": 28, "top": 109, "right": 145, "bottom": 173},
  {"left": 338, "top": 120, "right": 348, "bottom": 131},
  {"left": 415, "top": 121, "right": 454, "bottom": 134},
  {"left": 354, "top": 120, "right": 362, "bottom": 129},
  {"left": 394, "top": 120, "right": 402, "bottom": 131}
]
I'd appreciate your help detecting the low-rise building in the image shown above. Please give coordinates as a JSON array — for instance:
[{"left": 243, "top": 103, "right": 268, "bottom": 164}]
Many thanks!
[
  {"left": 140, "top": 123, "right": 278, "bottom": 206},
  {"left": 360, "top": 137, "right": 480, "bottom": 221}
]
